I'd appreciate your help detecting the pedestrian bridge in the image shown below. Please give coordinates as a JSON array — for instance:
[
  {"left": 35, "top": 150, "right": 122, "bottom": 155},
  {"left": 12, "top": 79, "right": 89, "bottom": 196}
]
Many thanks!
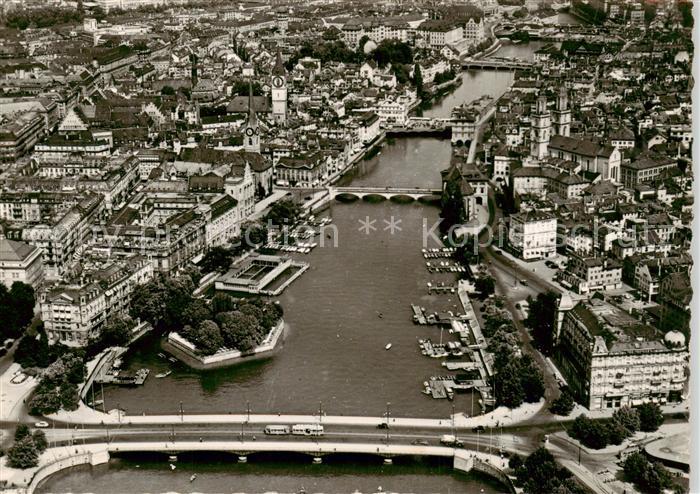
[{"left": 330, "top": 186, "right": 442, "bottom": 201}]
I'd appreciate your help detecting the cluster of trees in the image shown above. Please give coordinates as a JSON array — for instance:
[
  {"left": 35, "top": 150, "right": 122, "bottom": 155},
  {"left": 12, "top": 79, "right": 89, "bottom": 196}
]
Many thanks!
[
  {"left": 180, "top": 295, "right": 283, "bottom": 355},
  {"left": 130, "top": 274, "right": 200, "bottom": 331},
  {"left": 509, "top": 448, "right": 587, "bottom": 494},
  {"left": 28, "top": 352, "right": 85, "bottom": 416},
  {"left": 2, "top": 7, "right": 83, "bottom": 29},
  {"left": 489, "top": 330, "right": 545, "bottom": 408},
  {"left": 0, "top": 281, "right": 36, "bottom": 341},
  {"left": 570, "top": 403, "right": 664, "bottom": 449},
  {"left": 265, "top": 199, "right": 302, "bottom": 228},
  {"left": 450, "top": 235, "right": 479, "bottom": 265},
  {"left": 550, "top": 388, "right": 575, "bottom": 416},
  {"left": 481, "top": 303, "right": 513, "bottom": 338},
  {"left": 6, "top": 425, "right": 47, "bottom": 469},
  {"left": 524, "top": 291, "right": 558, "bottom": 355},
  {"left": 623, "top": 452, "right": 683, "bottom": 494},
  {"left": 14, "top": 325, "right": 66, "bottom": 370},
  {"left": 433, "top": 68, "right": 457, "bottom": 86},
  {"left": 286, "top": 40, "right": 363, "bottom": 69},
  {"left": 87, "top": 315, "right": 135, "bottom": 356},
  {"left": 474, "top": 275, "right": 495, "bottom": 299}
]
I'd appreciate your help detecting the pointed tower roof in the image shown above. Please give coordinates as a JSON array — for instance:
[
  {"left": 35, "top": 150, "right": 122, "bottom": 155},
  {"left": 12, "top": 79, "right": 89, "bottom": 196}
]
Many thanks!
[
  {"left": 272, "top": 49, "right": 286, "bottom": 76},
  {"left": 246, "top": 81, "right": 258, "bottom": 128}
]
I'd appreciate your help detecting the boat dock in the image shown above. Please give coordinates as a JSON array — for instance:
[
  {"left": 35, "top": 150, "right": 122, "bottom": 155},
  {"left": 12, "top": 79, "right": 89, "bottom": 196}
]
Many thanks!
[
  {"left": 427, "top": 282, "right": 457, "bottom": 294},
  {"left": 422, "top": 247, "right": 456, "bottom": 259},
  {"left": 425, "top": 261, "right": 467, "bottom": 274},
  {"left": 411, "top": 304, "right": 427, "bottom": 325},
  {"left": 96, "top": 368, "right": 149, "bottom": 386},
  {"left": 443, "top": 361, "right": 479, "bottom": 371}
]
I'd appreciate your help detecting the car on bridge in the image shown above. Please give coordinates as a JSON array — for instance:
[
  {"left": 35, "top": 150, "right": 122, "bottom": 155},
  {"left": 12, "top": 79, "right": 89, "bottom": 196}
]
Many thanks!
[{"left": 440, "top": 434, "right": 464, "bottom": 447}]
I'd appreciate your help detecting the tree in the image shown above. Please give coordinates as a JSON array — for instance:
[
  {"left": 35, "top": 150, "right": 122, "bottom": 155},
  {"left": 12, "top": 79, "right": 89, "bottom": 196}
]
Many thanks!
[
  {"left": 606, "top": 420, "right": 629, "bottom": 445},
  {"left": 550, "top": 389, "right": 575, "bottom": 416},
  {"left": 211, "top": 293, "right": 236, "bottom": 315},
  {"left": 265, "top": 199, "right": 301, "bottom": 228},
  {"left": 570, "top": 415, "right": 609, "bottom": 449},
  {"left": 14, "top": 332, "right": 52, "bottom": 369},
  {"left": 161, "top": 85, "right": 176, "bottom": 95},
  {"left": 217, "top": 311, "right": 260, "bottom": 351},
  {"left": 612, "top": 405, "right": 640, "bottom": 435},
  {"left": 413, "top": 63, "right": 424, "bottom": 97},
  {"left": 32, "top": 430, "right": 47, "bottom": 453},
  {"left": 96, "top": 315, "right": 133, "bottom": 348},
  {"left": 6, "top": 437, "right": 39, "bottom": 469},
  {"left": 519, "top": 355, "right": 545, "bottom": 403},
  {"left": 525, "top": 291, "right": 558, "bottom": 355},
  {"left": 189, "top": 320, "right": 224, "bottom": 356},
  {"left": 200, "top": 246, "right": 234, "bottom": 274},
  {"left": 474, "top": 276, "right": 495, "bottom": 298},
  {"left": 371, "top": 40, "right": 413, "bottom": 67},
  {"left": 14, "top": 424, "right": 30, "bottom": 442},
  {"left": 637, "top": 402, "right": 664, "bottom": 432},
  {"left": 181, "top": 299, "right": 212, "bottom": 329},
  {"left": 623, "top": 452, "right": 677, "bottom": 494},
  {"left": 495, "top": 360, "right": 525, "bottom": 408}
]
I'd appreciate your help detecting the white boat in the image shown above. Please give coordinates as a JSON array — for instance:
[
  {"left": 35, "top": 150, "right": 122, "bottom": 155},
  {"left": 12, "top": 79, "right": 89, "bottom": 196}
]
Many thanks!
[
  {"left": 190, "top": 474, "right": 197, "bottom": 482},
  {"left": 170, "top": 464, "right": 176, "bottom": 470},
  {"left": 385, "top": 343, "right": 392, "bottom": 350},
  {"left": 155, "top": 370, "right": 172, "bottom": 379}
]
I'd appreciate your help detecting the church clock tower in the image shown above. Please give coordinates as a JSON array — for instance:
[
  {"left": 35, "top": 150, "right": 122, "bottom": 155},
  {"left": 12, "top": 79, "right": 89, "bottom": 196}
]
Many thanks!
[{"left": 271, "top": 50, "right": 287, "bottom": 124}]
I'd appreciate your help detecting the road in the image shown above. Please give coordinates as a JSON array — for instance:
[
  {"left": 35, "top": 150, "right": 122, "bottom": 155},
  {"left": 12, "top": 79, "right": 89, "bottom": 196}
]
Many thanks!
[{"left": 477, "top": 188, "right": 562, "bottom": 418}]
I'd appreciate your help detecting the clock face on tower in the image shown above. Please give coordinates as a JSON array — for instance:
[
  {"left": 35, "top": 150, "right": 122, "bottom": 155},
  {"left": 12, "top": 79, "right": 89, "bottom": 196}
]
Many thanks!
[
  {"left": 272, "top": 76, "right": 284, "bottom": 88},
  {"left": 245, "top": 128, "right": 254, "bottom": 137}
]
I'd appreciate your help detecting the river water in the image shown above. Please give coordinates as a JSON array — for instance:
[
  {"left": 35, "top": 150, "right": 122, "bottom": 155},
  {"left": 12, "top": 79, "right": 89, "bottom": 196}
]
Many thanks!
[{"left": 38, "top": 41, "right": 542, "bottom": 494}]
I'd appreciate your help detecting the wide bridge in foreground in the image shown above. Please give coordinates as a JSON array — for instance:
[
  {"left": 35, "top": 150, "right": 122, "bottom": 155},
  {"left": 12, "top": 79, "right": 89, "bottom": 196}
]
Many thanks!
[
  {"left": 330, "top": 186, "right": 442, "bottom": 200},
  {"left": 17, "top": 441, "right": 514, "bottom": 494}
]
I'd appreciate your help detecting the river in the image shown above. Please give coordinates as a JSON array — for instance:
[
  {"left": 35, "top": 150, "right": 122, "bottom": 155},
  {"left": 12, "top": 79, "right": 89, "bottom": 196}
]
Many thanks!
[{"left": 39, "top": 46, "right": 531, "bottom": 494}]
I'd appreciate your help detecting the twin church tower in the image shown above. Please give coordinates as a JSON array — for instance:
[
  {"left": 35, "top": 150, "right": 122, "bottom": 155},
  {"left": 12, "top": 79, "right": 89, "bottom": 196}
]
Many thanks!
[
  {"left": 530, "top": 87, "right": 571, "bottom": 160},
  {"left": 242, "top": 50, "right": 287, "bottom": 154}
]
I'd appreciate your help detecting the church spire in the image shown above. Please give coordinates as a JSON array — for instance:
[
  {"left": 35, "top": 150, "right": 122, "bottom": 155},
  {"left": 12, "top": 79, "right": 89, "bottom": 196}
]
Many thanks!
[
  {"left": 247, "top": 80, "right": 257, "bottom": 127},
  {"left": 273, "top": 49, "right": 286, "bottom": 76}
]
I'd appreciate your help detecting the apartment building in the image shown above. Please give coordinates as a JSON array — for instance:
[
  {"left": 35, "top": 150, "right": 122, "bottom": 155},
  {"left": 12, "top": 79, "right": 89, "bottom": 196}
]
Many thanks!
[
  {"left": 559, "top": 254, "right": 623, "bottom": 294},
  {"left": 508, "top": 210, "right": 557, "bottom": 260},
  {"left": 40, "top": 256, "right": 154, "bottom": 347}
]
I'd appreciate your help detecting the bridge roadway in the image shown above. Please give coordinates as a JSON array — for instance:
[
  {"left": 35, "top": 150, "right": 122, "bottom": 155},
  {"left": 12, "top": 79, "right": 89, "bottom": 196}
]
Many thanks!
[
  {"left": 6, "top": 422, "right": 616, "bottom": 494},
  {"left": 461, "top": 59, "right": 533, "bottom": 71},
  {"left": 330, "top": 186, "right": 442, "bottom": 200}
]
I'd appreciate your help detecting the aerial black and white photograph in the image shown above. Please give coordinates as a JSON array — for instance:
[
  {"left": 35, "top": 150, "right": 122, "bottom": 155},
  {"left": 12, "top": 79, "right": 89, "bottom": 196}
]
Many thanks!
[{"left": 0, "top": 0, "right": 695, "bottom": 493}]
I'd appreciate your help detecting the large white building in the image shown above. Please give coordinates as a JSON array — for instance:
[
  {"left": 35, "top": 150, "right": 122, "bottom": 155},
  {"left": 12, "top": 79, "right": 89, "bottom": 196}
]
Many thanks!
[
  {"left": 556, "top": 297, "right": 688, "bottom": 410},
  {"left": 0, "top": 230, "right": 44, "bottom": 289},
  {"left": 508, "top": 210, "right": 557, "bottom": 260}
]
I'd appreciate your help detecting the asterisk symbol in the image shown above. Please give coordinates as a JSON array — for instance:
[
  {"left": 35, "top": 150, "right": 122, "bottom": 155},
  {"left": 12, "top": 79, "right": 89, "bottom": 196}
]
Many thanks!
[
  {"left": 383, "top": 216, "right": 402, "bottom": 235},
  {"left": 358, "top": 216, "right": 377, "bottom": 235}
]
